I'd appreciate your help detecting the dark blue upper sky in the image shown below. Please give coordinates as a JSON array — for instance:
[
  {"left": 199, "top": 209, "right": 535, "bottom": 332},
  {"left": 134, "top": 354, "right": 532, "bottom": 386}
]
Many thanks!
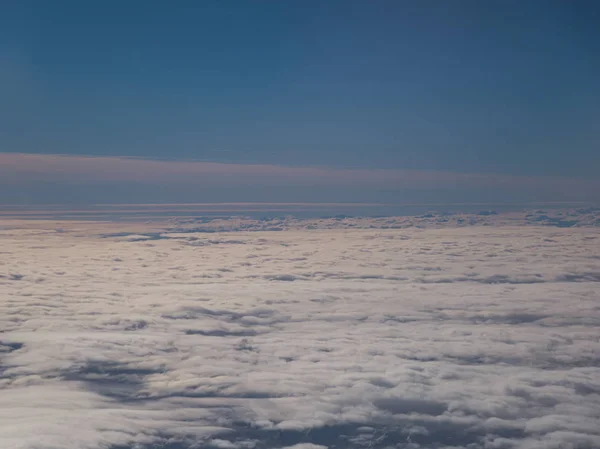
[{"left": 2, "top": 0, "right": 599, "bottom": 179}]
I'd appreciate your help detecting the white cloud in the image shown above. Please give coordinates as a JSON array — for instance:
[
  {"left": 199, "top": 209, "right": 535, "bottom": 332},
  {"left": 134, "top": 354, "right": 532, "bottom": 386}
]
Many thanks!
[{"left": 1, "top": 219, "right": 599, "bottom": 448}]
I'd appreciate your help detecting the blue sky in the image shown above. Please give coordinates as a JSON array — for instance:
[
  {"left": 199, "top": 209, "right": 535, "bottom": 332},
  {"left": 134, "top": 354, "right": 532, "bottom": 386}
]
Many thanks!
[{"left": 1, "top": 1, "right": 599, "bottom": 204}]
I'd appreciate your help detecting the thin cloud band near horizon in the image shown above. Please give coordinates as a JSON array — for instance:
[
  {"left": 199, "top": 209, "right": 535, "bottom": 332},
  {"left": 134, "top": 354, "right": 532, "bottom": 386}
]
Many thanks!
[{"left": 1, "top": 152, "right": 598, "bottom": 194}]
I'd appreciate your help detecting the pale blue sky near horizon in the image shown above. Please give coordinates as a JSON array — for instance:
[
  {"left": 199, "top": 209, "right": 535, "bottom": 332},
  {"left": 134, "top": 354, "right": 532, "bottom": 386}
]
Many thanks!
[{"left": 1, "top": 1, "right": 599, "bottom": 205}]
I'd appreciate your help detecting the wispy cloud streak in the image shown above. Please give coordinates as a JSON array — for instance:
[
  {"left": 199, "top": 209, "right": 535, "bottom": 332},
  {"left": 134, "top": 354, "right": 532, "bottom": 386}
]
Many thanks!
[{"left": 2, "top": 152, "right": 598, "bottom": 194}]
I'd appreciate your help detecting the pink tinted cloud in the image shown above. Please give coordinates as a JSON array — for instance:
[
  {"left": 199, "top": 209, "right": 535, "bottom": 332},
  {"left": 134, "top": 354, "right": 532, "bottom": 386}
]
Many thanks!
[{"left": 0, "top": 152, "right": 597, "bottom": 194}]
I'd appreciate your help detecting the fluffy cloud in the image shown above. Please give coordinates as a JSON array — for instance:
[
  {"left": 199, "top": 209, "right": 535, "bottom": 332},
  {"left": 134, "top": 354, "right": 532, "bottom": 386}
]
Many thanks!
[{"left": 1, "top": 219, "right": 599, "bottom": 448}]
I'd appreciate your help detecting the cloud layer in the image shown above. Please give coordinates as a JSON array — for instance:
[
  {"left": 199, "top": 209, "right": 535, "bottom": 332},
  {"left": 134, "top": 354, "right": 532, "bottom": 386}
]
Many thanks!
[
  {"left": 2, "top": 152, "right": 599, "bottom": 204},
  {"left": 1, "top": 219, "right": 600, "bottom": 449}
]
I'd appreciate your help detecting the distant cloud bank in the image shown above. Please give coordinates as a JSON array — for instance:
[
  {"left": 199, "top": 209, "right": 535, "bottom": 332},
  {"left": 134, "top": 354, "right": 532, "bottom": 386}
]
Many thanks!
[{"left": 1, "top": 152, "right": 598, "bottom": 204}]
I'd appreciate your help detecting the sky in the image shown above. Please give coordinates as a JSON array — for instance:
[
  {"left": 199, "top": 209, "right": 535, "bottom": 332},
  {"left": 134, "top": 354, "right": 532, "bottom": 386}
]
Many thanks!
[{"left": 1, "top": 1, "right": 599, "bottom": 205}]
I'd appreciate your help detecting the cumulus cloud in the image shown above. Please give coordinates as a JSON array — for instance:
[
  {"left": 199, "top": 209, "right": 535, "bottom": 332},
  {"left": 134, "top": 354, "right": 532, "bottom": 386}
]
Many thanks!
[{"left": 1, "top": 219, "right": 599, "bottom": 448}]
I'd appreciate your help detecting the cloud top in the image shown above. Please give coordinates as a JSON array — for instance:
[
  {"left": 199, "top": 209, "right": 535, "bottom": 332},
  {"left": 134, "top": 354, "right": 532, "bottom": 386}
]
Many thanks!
[{"left": 1, "top": 221, "right": 599, "bottom": 448}]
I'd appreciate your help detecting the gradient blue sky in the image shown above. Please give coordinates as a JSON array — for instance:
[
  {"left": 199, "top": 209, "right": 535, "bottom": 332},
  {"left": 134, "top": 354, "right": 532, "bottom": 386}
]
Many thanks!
[{"left": 1, "top": 1, "right": 599, "bottom": 204}]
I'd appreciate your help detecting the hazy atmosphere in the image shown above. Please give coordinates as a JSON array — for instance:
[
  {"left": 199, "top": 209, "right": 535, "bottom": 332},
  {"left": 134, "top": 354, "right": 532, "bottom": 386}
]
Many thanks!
[
  {"left": 1, "top": 2, "right": 599, "bottom": 449},
  {"left": 2, "top": 1, "right": 599, "bottom": 204}
]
